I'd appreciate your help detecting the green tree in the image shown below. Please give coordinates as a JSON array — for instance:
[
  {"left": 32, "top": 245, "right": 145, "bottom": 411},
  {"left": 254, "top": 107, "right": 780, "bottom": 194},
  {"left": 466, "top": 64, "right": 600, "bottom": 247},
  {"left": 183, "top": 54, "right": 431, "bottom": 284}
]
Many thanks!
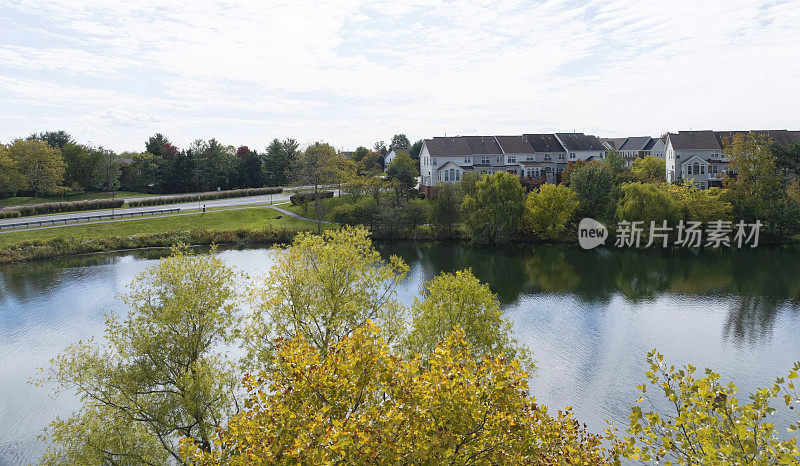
[
  {"left": 61, "top": 143, "right": 99, "bottom": 191},
  {"left": 190, "top": 139, "right": 237, "bottom": 191},
  {"left": 431, "top": 182, "right": 462, "bottom": 238},
  {"left": 0, "top": 143, "right": 24, "bottom": 196},
  {"left": 389, "top": 133, "right": 411, "bottom": 151},
  {"left": 263, "top": 138, "right": 298, "bottom": 187},
  {"left": 121, "top": 152, "right": 160, "bottom": 193},
  {"left": 409, "top": 139, "right": 423, "bottom": 159},
  {"left": 145, "top": 133, "right": 170, "bottom": 157},
  {"left": 724, "top": 133, "right": 795, "bottom": 236},
  {"left": 33, "top": 130, "right": 74, "bottom": 150},
  {"left": 770, "top": 140, "right": 800, "bottom": 181},
  {"left": 294, "top": 142, "right": 343, "bottom": 231},
  {"left": 523, "top": 184, "right": 579, "bottom": 240},
  {"left": 92, "top": 148, "right": 121, "bottom": 192},
  {"left": 401, "top": 198, "right": 430, "bottom": 235},
  {"left": 462, "top": 172, "right": 525, "bottom": 244},
  {"left": 624, "top": 350, "right": 800, "bottom": 464},
  {"left": 242, "top": 227, "right": 409, "bottom": 368},
  {"left": 8, "top": 138, "right": 66, "bottom": 198},
  {"left": 570, "top": 163, "right": 614, "bottom": 219},
  {"left": 603, "top": 149, "right": 626, "bottom": 176},
  {"left": 616, "top": 182, "right": 679, "bottom": 226},
  {"left": 631, "top": 155, "right": 666, "bottom": 182},
  {"left": 352, "top": 146, "right": 369, "bottom": 161},
  {"left": 39, "top": 247, "right": 240, "bottom": 464},
  {"left": 403, "top": 269, "right": 531, "bottom": 368},
  {"left": 386, "top": 151, "right": 418, "bottom": 194}
]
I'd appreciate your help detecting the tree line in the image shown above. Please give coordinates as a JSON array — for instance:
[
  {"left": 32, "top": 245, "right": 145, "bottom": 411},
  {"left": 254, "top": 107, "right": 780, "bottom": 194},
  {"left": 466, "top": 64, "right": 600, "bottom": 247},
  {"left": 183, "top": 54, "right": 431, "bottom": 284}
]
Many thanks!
[
  {"left": 0, "top": 131, "right": 422, "bottom": 199},
  {"left": 38, "top": 227, "right": 800, "bottom": 464}
]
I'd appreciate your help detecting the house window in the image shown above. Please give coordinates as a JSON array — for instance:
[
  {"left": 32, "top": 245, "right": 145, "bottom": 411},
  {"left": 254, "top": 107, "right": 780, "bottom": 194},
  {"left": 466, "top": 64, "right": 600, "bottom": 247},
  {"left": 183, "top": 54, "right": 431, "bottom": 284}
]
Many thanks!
[
  {"left": 693, "top": 162, "right": 700, "bottom": 175},
  {"left": 526, "top": 155, "right": 534, "bottom": 161},
  {"left": 700, "top": 181, "right": 706, "bottom": 190},
  {"left": 464, "top": 157, "right": 472, "bottom": 164},
  {"left": 507, "top": 155, "right": 517, "bottom": 163},
  {"left": 558, "top": 153, "right": 565, "bottom": 160},
  {"left": 569, "top": 152, "right": 576, "bottom": 160},
  {"left": 456, "top": 170, "right": 461, "bottom": 181},
  {"left": 544, "top": 154, "right": 552, "bottom": 161},
  {"left": 449, "top": 169, "right": 455, "bottom": 181},
  {"left": 432, "top": 157, "right": 437, "bottom": 166},
  {"left": 481, "top": 156, "right": 490, "bottom": 165},
  {"left": 700, "top": 164, "right": 705, "bottom": 175}
]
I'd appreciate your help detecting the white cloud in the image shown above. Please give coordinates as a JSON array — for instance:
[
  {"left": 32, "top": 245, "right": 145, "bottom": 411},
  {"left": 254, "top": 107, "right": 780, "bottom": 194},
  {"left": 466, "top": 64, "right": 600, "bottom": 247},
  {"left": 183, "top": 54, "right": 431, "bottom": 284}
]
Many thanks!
[{"left": 1, "top": 0, "right": 799, "bottom": 151}]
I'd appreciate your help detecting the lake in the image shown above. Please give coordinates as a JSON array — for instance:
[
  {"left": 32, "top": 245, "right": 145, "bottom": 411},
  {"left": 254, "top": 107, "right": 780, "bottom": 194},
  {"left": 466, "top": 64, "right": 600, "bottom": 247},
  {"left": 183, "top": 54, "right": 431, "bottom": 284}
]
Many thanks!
[{"left": 2, "top": 242, "right": 800, "bottom": 464}]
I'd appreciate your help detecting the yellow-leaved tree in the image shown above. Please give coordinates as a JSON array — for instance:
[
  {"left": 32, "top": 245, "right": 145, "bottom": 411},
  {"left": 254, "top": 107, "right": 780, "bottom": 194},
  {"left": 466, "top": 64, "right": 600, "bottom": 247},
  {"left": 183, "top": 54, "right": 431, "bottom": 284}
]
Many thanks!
[
  {"left": 181, "top": 323, "right": 621, "bottom": 464},
  {"left": 242, "top": 226, "right": 409, "bottom": 369}
]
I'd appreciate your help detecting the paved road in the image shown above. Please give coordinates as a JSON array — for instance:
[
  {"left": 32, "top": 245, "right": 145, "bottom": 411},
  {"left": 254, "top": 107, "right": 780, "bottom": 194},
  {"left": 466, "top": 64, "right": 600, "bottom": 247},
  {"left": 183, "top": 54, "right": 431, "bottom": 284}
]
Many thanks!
[{"left": 0, "top": 189, "right": 341, "bottom": 230}]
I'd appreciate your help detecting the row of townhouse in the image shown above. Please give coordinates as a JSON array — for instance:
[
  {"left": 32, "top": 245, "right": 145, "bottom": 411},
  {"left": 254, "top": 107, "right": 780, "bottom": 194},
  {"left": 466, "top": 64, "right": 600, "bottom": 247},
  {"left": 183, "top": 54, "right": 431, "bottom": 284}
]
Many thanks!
[
  {"left": 419, "top": 129, "right": 800, "bottom": 192},
  {"left": 665, "top": 130, "right": 800, "bottom": 189},
  {"left": 419, "top": 133, "right": 607, "bottom": 193},
  {"left": 600, "top": 136, "right": 665, "bottom": 167}
]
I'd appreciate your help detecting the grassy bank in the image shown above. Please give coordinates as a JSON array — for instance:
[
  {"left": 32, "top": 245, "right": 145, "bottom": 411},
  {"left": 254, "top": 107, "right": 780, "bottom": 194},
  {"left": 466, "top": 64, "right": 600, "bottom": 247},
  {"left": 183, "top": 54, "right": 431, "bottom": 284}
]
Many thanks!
[{"left": 0, "top": 208, "right": 323, "bottom": 264}]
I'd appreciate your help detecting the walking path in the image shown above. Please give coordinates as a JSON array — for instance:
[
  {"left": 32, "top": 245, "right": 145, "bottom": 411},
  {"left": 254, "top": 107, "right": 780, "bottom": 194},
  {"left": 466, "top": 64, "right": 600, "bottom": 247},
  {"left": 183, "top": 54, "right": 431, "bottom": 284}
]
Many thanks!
[{"left": 267, "top": 205, "right": 335, "bottom": 224}]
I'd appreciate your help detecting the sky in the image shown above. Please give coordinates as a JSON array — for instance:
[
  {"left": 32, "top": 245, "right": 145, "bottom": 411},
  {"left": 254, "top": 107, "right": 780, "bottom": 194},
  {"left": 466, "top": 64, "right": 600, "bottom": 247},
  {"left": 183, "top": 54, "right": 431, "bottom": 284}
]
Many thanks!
[{"left": 1, "top": 0, "right": 799, "bottom": 153}]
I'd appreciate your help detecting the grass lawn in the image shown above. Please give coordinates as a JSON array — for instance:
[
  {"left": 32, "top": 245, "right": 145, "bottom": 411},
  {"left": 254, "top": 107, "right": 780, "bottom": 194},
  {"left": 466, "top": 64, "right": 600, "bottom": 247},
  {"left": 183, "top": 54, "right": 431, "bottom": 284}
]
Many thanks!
[
  {"left": 0, "top": 191, "right": 155, "bottom": 207},
  {"left": 0, "top": 207, "right": 321, "bottom": 248}
]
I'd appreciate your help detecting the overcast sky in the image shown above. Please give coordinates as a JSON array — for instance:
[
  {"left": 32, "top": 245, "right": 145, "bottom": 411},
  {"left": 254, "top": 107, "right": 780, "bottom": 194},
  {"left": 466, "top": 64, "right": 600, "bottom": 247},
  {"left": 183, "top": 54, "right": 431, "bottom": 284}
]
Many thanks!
[{"left": 1, "top": 0, "right": 799, "bottom": 152}]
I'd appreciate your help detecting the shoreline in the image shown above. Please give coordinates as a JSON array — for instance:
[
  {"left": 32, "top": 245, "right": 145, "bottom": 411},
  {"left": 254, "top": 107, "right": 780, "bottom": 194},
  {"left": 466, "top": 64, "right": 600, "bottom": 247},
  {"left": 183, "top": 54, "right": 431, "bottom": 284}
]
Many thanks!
[{"left": 2, "top": 224, "right": 798, "bottom": 266}]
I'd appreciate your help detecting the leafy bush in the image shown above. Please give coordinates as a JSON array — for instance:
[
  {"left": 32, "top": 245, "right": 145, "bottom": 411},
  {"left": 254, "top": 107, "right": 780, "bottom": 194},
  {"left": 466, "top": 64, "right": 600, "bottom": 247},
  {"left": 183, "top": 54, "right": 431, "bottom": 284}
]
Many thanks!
[
  {"left": 0, "top": 210, "right": 22, "bottom": 219},
  {"left": 288, "top": 191, "right": 333, "bottom": 205},
  {"left": 128, "top": 187, "right": 283, "bottom": 208},
  {"left": 5, "top": 198, "right": 124, "bottom": 217},
  {"left": 330, "top": 197, "right": 377, "bottom": 226}
]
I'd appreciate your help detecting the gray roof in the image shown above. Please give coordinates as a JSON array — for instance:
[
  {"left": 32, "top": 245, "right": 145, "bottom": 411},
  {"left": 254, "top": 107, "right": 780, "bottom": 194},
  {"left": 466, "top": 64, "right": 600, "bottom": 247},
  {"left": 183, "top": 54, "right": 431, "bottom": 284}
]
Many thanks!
[
  {"left": 601, "top": 137, "right": 628, "bottom": 150},
  {"left": 463, "top": 136, "right": 503, "bottom": 154},
  {"left": 643, "top": 139, "right": 660, "bottom": 150},
  {"left": 424, "top": 137, "right": 473, "bottom": 157},
  {"left": 495, "top": 135, "right": 534, "bottom": 153},
  {"left": 618, "top": 136, "right": 653, "bottom": 151},
  {"left": 555, "top": 133, "right": 605, "bottom": 151},
  {"left": 523, "top": 134, "right": 565, "bottom": 152},
  {"left": 668, "top": 131, "right": 722, "bottom": 150},
  {"left": 715, "top": 130, "right": 800, "bottom": 147}
]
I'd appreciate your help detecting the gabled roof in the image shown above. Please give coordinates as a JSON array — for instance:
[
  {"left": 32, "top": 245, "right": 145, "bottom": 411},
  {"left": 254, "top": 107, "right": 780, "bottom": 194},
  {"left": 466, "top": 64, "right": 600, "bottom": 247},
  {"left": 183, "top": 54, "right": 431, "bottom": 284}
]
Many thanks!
[
  {"left": 436, "top": 161, "right": 463, "bottom": 171},
  {"left": 680, "top": 155, "right": 710, "bottom": 166},
  {"left": 495, "top": 135, "right": 534, "bottom": 154},
  {"left": 523, "top": 134, "right": 565, "bottom": 152},
  {"left": 424, "top": 137, "right": 472, "bottom": 157},
  {"left": 463, "top": 136, "right": 503, "bottom": 154},
  {"left": 668, "top": 131, "right": 722, "bottom": 150},
  {"left": 618, "top": 136, "right": 652, "bottom": 151},
  {"left": 600, "top": 137, "right": 628, "bottom": 150},
  {"left": 554, "top": 133, "right": 605, "bottom": 151},
  {"left": 643, "top": 138, "right": 663, "bottom": 150}
]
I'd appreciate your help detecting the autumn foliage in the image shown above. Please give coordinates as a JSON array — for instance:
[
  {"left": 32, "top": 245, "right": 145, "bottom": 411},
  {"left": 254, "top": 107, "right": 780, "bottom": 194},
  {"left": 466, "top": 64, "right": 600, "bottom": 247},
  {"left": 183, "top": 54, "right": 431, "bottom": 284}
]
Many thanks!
[{"left": 181, "top": 324, "right": 621, "bottom": 464}]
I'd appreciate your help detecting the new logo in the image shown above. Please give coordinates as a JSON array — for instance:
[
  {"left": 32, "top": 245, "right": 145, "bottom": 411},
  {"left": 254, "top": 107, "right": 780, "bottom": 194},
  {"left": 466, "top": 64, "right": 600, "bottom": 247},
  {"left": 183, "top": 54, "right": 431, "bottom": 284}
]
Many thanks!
[{"left": 578, "top": 218, "right": 608, "bottom": 249}]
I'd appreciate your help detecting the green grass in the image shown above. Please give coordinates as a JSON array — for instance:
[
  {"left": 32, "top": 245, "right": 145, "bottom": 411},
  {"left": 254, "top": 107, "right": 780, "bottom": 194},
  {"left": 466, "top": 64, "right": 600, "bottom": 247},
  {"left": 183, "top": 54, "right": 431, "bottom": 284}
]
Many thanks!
[
  {"left": 0, "top": 207, "right": 318, "bottom": 248},
  {"left": 0, "top": 191, "right": 155, "bottom": 207}
]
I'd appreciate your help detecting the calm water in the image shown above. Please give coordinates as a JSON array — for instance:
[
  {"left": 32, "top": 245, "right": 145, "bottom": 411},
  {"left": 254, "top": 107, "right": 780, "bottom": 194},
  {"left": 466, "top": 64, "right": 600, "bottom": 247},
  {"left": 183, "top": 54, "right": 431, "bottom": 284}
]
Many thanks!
[{"left": 2, "top": 243, "right": 800, "bottom": 464}]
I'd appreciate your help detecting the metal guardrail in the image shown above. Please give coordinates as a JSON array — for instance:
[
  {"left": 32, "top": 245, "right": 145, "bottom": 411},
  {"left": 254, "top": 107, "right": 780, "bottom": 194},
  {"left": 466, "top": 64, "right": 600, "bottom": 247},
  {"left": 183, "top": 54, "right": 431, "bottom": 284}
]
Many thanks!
[{"left": 0, "top": 208, "right": 181, "bottom": 231}]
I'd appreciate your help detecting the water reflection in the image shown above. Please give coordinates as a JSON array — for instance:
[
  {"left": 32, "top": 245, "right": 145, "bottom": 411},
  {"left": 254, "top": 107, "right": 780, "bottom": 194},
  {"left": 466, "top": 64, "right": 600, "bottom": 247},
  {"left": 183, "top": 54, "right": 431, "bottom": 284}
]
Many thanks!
[
  {"left": 2, "top": 243, "right": 800, "bottom": 464},
  {"left": 377, "top": 242, "right": 800, "bottom": 344}
]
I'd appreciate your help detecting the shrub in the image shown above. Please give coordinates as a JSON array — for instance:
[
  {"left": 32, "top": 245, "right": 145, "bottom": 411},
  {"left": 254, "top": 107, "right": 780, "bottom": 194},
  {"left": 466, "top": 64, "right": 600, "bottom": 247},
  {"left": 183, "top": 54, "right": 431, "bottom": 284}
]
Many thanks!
[
  {"left": 289, "top": 191, "right": 334, "bottom": 205},
  {"left": 4, "top": 198, "right": 124, "bottom": 217},
  {"left": 0, "top": 210, "right": 22, "bottom": 219},
  {"left": 128, "top": 187, "right": 283, "bottom": 208},
  {"left": 330, "top": 198, "right": 377, "bottom": 226}
]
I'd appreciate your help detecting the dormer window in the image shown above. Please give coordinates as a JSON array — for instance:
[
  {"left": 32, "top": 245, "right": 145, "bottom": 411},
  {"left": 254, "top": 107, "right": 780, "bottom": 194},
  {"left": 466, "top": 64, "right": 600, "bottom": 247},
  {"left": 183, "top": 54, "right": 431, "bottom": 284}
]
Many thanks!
[
  {"left": 507, "top": 155, "right": 516, "bottom": 163},
  {"left": 481, "top": 156, "right": 490, "bottom": 164},
  {"left": 464, "top": 157, "right": 472, "bottom": 164}
]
